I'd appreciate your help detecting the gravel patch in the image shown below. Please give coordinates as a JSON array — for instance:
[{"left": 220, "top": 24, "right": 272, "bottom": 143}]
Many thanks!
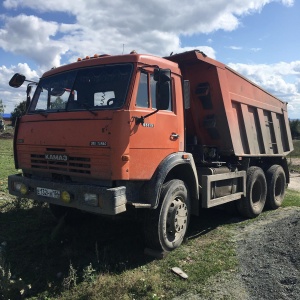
[
  {"left": 174, "top": 207, "right": 300, "bottom": 300},
  {"left": 174, "top": 174, "right": 300, "bottom": 300},
  {"left": 235, "top": 207, "right": 300, "bottom": 300}
]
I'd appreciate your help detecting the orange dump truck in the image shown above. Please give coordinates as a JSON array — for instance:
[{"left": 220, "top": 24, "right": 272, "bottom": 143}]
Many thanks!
[{"left": 8, "top": 50, "right": 293, "bottom": 252}]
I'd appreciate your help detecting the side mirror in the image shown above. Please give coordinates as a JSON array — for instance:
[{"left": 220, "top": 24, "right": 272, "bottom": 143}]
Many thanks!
[
  {"left": 9, "top": 73, "right": 26, "bottom": 88},
  {"left": 50, "top": 87, "right": 65, "bottom": 97},
  {"left": 154, "top": 68, "right": 171, "bottom": 110},
  {"left": 154, "top": 68, "right": 171, "bottom": 83}
]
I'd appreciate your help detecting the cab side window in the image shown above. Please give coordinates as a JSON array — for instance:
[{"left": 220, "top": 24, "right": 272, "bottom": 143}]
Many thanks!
[
  {"left": 136, "top": 71, "right": 173, "bottom": 111},
  {"left": 136, "top": 72, "right": 149, "bottom": 108}
]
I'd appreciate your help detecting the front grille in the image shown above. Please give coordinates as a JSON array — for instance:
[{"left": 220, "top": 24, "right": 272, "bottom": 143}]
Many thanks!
[{"left": 31, "top": 154, "right": 91, "bottom": 174}]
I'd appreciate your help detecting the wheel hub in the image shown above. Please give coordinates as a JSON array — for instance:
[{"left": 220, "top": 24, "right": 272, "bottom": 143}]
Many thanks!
[{"left": 167, "top": 197, "right": 188, "bottom": 234}]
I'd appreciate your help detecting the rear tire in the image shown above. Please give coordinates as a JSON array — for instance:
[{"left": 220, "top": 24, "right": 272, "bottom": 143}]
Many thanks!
[
  {"left": 144, "top": 179, "right": 191, "bottom": 252},
  {"left": 237, "top": 166, "right": 267, "bottom": 218},
  {"left": 266, "top": 165, "right": 286, "bottom": 209}
]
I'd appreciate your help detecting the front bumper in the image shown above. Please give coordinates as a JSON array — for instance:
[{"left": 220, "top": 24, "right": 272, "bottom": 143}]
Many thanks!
[{"left": 8, "top": 174, "right": 127, "bottom": 215}]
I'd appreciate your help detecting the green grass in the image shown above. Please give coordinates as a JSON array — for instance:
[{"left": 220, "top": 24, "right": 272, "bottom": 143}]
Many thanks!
[
  {"left": 287, "top": 139, "right": 300, "bottom": 172},
  {"left": 0, "top": 138, "right": 300, "bottom": 300},
  {"left": 290, "top": 165, "right": 300, "bottom": 172},
  {"left": 282, "top": 189, "right": 300, "bottom": 207},
  {"left": 0, "top": 199, "right": 237, "bottom": 300},
  {"left": 53, "top": 224, "right": 236, "bottom": 300},
  {"left": 0, "top": 139, "right": 16, "bottom": 193},
  {"left": 291, "top": 139, "right": 300, "bottom": 156}
]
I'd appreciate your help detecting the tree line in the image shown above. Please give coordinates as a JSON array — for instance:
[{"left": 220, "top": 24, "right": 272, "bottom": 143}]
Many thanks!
[{"left": 290, "top": 119, "right": 300, "bottom": 140}]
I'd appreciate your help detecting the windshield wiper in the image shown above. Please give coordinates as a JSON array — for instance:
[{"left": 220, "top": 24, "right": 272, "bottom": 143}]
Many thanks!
[{"left": 78, "top": 103, "right": 98, "bottom": 116}]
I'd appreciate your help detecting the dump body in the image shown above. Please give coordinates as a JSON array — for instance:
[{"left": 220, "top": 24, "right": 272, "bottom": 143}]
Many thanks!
[{"left": 166, "top": 51, "right": 293, "bottom": 157}]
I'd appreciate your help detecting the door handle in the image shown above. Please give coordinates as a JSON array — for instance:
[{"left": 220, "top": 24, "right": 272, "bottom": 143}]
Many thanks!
[{"left": 170, "top": 133, "right": 180, "bottom": 140}]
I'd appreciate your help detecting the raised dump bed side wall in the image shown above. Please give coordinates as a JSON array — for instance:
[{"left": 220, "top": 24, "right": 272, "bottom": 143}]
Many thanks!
[{"left": 166, "top": 51, "right": 293, "bottom": 157}]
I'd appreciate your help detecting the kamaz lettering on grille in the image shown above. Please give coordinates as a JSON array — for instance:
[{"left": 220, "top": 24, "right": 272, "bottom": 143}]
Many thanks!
[{"left": 45, "top": 154, "right": 68, "bottom": 161}]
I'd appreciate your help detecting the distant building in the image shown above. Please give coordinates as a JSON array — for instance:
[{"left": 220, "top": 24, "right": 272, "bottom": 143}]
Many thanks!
[{"left": 2, "top": 114, "right": 11, "bottom": 125}]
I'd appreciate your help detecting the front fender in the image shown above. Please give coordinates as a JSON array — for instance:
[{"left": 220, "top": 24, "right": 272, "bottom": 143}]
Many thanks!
[{"left": 141, "top": 152, "right": 199, "bottom": 209}]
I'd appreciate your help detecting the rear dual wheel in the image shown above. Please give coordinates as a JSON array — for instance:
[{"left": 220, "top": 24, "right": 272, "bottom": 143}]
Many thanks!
[
  {"left": 266, "top": 165, "right": 286, "bottom": 209},
  {"left": 144, "top": 179, "right": 191, "bottom": 252},
  {"left": 237, "top": 166, "right": 267, "bottom": 218},
  {"left": 237, "top": 165, "right": 286, "bottom": 218}
]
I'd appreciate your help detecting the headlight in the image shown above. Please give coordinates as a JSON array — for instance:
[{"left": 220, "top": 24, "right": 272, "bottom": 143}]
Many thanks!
[
  {"left": 13, "top": 182, "right": 28, "bottom": 195},
  {"left": 84, "top": 193, "right": 98, "bottom": 207},
  {"left": 61, "top": 191, "right": 71, "bottom": 203}
]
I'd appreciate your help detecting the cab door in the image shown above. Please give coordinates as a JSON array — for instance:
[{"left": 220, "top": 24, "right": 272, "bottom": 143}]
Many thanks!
[{"left": 128, "top": 70, "right": 184, "bottom": 180}]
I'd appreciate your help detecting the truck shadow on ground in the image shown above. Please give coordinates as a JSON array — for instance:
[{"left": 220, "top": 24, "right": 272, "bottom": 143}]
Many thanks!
[
  {"left": 188, "top": 204, "right": 243, "bottom": 240},
  {"left": 0, "top": 201, "right": 243, "bottom": 298}
]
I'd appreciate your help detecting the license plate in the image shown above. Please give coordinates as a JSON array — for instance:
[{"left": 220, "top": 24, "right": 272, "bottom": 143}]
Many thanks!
[{"left": 37, "top": 187, "right": 60, "bottom": 199}]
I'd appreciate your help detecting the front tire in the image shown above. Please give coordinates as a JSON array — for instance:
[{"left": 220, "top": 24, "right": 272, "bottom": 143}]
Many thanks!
[
  {"left": 266, "top": 165, "right": 286, "bottom": 209},
  {"left": 144, "top": 179, "right": 191, "bottom": 252},
  {"left": 237, "top": 166, "right": 267, "bottom": 218}
]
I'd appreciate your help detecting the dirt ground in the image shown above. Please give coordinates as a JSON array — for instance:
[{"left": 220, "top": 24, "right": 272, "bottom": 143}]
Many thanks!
[
  {"left": 289, "top": 172, "right": 300, "bottom": 192},
  {"left": 182, "top": 206, "right": 300, "bottom": 300},
  {"left": 1, "top": 160, "right": 300, "bottom": 299},
  {"left": 0, "top": 132, "right": 13, "bottom": 139},
  {"left": 176, "top": 175, "right": 300, "bottom": 300}
]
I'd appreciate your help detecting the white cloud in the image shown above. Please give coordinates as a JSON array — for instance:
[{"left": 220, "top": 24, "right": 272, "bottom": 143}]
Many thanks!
[
  {"left": 0, "top": 14, "right": 68, "bottom": 69},
  {"left": 0, "top": 0, "right": 296, "bottom": 114},
  {"left": 1, "top": 0, "right": 295, "bottom": 68},
  {"left": 250, "top": 47, "right": 262, "bottom": 52},
  {"left": 280, "top": 0, "right": 294, "bottom": 6},
  {"left": 228, "top": 46, "right": 243, "bottom": 50},
  {"left": 228, "top": 61, "right": 300, "bottom": 119}
]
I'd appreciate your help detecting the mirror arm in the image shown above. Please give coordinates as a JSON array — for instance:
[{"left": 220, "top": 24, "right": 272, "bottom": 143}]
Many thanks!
[
  {"left": 135, "top": 109, "right": 159, "bottom": 125},
  {"left": 25, "top": 79, "right": 38, "bottom": 85},
  {"left": 26, "top": 84, "right": 32, "bottom": 109}
]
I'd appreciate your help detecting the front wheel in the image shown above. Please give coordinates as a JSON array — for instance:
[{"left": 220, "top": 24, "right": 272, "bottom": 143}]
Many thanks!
[{"left": 144, "top": 179, "right": 191, "bottom": 252}]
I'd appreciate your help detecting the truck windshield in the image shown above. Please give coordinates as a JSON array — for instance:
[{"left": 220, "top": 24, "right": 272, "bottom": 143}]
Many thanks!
[{"left": 29, "top": 63, "right": 133, "bottom": 113}]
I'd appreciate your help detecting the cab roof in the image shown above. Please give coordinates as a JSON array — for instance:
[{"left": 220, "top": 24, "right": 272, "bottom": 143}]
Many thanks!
[{"left": 43, "top": 53, "right": 180, "bottom": 77}]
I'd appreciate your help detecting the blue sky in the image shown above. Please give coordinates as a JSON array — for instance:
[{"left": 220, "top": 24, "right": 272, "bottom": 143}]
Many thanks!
[
  {"left": 210, "top": 1, "right": 300, "bottom": 64},
  {"left": 0, "top": 0, "right": 299, "bottom": 119}
]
